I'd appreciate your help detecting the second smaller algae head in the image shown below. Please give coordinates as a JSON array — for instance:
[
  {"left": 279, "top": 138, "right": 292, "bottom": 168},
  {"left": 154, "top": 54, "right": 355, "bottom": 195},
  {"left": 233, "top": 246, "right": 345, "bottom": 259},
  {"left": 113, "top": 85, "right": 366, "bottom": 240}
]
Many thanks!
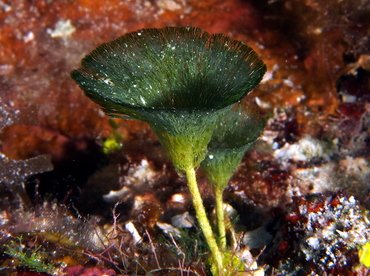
[
  {"left": 201, "top": 101, "right": 267, "bottom": 191},
  {"left": 201, "top": 101, "right": 267, "bottom": 250}
]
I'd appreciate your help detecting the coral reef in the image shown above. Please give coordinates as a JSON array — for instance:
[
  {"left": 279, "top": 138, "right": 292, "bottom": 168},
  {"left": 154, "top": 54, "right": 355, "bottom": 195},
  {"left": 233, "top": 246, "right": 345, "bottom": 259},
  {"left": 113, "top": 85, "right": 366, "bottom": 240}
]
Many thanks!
[
  {"left": 269, "top": 191, "right": 369, "bottom": 275},
  {"left": 1, "top": 0, "right": 370, "bottom": 275}
]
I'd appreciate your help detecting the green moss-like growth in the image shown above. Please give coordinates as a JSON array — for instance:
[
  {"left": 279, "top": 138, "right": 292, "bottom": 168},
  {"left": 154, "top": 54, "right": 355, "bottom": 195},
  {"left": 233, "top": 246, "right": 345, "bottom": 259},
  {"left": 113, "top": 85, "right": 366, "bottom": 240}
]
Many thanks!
[{"left": 4, "top": 237, "right": 57, "bottom": 274}]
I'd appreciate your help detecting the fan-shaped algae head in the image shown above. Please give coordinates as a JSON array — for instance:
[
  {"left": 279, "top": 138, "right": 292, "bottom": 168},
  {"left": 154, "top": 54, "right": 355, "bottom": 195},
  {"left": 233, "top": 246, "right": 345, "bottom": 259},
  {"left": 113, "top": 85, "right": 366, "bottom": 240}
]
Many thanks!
[
  {"left": 201, "top": 102, "right": 267, "bottom": 189},
  {"left": 71, "top": 26, "right": 266, "bottom": 172}
]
